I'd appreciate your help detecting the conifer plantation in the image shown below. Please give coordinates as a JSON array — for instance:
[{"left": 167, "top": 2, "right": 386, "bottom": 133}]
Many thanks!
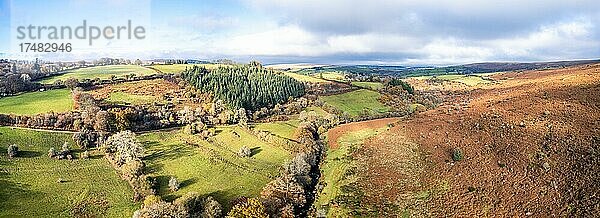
[{"left": 182, "top": 65, "right": 305, "bottom": 110}]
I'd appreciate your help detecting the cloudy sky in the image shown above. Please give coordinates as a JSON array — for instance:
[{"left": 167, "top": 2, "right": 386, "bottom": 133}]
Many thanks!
[{"left": 1, "top": 0, "right": 599, "bottom": 65}]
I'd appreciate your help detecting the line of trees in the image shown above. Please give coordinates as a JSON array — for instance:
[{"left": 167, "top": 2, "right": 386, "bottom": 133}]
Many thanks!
[
  {"left": 228, "top": 112, "right": 338, "bottom": 217},
  {"left": 182, "top": 65, "right": 305, "bottom": 110}
]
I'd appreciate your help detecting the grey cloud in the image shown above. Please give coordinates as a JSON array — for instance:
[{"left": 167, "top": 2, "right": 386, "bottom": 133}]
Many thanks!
[{"left": 247, "top": 0, "right": 598, "bottom": 39}]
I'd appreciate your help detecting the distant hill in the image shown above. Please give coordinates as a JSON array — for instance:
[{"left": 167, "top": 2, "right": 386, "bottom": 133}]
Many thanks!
[{"left": 296, "top": 59, "right": 600, "bottom": 77}]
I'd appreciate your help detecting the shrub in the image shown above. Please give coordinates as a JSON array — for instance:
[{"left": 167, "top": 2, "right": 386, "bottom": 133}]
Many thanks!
[
  {"left": 238, "top": 146, "right": 252, "bottom": 158},
  {"left": 174, "top": 192, "right": 203, "bottom": 216},
  {"left": 61, "top": 142, "right": 70, "bottom": 153},
  {"left": 122, "top": 160, "right": 144, "bottom": 180},
  {"left": 134, "top": 201, "right": 187, "bottom": 218},
  {"left": 80, "top": 150, "right": 89, "bottom": 159},
  {"left": 169, "top": 176, "right": 179, "bottom": 192},
  {"left": 202, "top": 196, "right": 222, "bottom": 218},
  {"left": 228, "top": 198, "right": 268, "bottom": 218},
  {"left": 7, "top": 144, "right": 18, "bottom": 158},
  {"left": 48, "top": 147, "right": 57, "bottom": 158},
  {"left": 103, "top": 131, "right": 144, "bottom": 166},
  {"left": 143, "top": 195, "right": 162, "bottom": 207},
  {"left": 261, "top": 175, "right": 306, "bottom": 212},
  {"left": 452, "top": 148, "right": 464, "bottom": 161}
]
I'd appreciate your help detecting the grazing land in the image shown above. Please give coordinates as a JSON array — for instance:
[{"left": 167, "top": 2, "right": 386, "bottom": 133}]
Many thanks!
[
  {"left": 317, "top": 119, "right": 396, "bottom": 217},
  {"left": 39, "top": 65, "right": 156, "bottom": 84},
  {"left": 412, "top": 74, "right": 494, "bottom": 86},
  {"left": 2, "top": 60, "right": 599, "bottom": 218},
  {"left": 284, "top": 72, "right": 330, "bottom": 83},
  {"left": 351, "top": 81, "right": 384, "bottom": 90},
  {"left": 0, "top": 89, "right": 73, "bottom": 115},
  {"left": 0, "top": 127, "right": 138, "bottom": 217},
  {"left": 140, "top": 126, "right": 291, "bottom": 210},
  {"left": 320, "top": 89, "right": 390, "bottom": 117}
]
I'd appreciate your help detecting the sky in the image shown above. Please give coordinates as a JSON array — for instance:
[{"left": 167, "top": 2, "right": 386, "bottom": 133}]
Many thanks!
[{"left": 0, "top": 0, "right": 599, "bottom": 65}]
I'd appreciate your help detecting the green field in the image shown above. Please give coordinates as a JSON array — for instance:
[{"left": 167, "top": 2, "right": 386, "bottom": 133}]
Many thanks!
[
  {"left": 0, "top": 127, "right": 138, "bottom": 217},
  {"left": 351, "top": 81, "right": 384, "bottom": 90},
  {"left": 39, "top": 65, "right": 156, "bottom": 84},
  {"left": 316, "top": 72, "right": 346, "bottom": 82},
  {"left": 321, "top": 89, "right": 389, "bottom": 117},
  {"left": 148, "top": 64, "right": 226, "bottom": 74},
  {"left": 107, "top": 92, "right": 158, "bottom": 105},
  {"left": 413, "top": 74, "right": 493, "bottom": 86},
  {"left": 284, "top": 72, "right": 330, "bottom": 83},
  {"left": 140, "top": 126, "right": 290, "bottom": 210},
  {"left": 253, "top": 106, "right": 328, "bottom": 139},
  {"left": 316, "top": 126, "right": 388, "bottom": 217},
  {"left": 0, "top": 89, "right": 73, "bottom": 115},
  {"left": 253, "top": 121, "right": 298, "bottom": 140}
]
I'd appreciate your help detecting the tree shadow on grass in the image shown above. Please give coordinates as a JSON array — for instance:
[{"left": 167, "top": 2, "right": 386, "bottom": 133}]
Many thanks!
[
  {"left": 18, "top": 150, "right": 42, "bottom": 158},
  {"left": 250, "top": 147, "right": 262, "bottom": 157},
  {"left": 180, "top": 178, "right": 197, "bottom": 189},
  {"left": 143, "top": 141, "right": 195, "bottom": 163},
  {"left": 0, "top": 179, "right": 43, "bottom": 212}
]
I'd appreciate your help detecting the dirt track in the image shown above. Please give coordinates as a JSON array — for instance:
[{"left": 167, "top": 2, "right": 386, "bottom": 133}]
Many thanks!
[{"left": 353, "top": 64, "right": 600, "bottom": 217}]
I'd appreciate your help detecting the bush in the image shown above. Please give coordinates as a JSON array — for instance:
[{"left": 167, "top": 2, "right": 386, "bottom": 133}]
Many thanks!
[
  {"left": 238, "top": 146, "right": 252, "bottom": 158},
  {"left": 169, "top": 176, "right": 179, "bottom": 192},
  {"left": 48, "top": 147, "right": 57, "bottom": 158},
  {"left": 134, "top": 201, "right": 187, "bottom": 218},
  {"left": 122, "top": 160, "right": 144, "bottom": 180},
  {"left": 174, "top": 192, "right": 203, "bottom": 216},
  {"left": 61, "top": 142, "right": 70, "bottom": 153},
  {"left": 202, "top": 196, "right": 222, "bottom": 218},
  {"left": 143, "top": 195, "right": 162, "bottom": 208},
  {"left": 103, "top": 131, "right": 144, "bottom": 166},
  {"left": 80, "top": 150, "right": 89, "bottom": 159},
  {"left": 7, "top": 144, "right": 18, "bottom": 158},
  {"left": 452, "top": 148, "right": 464, "bottom": 161},
  {"left": 228, "top": 198, "right": 268, "bottom": 218}
]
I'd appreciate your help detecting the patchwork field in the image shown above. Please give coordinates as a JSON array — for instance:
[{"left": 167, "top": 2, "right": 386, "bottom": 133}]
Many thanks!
[
  {"left": 351, "top": 81, "right": 383, "bottom": 90},
  {"left": 317, "top": 72, "right": 346, "bottom": 82},
  {"left": 39, "top": 65, "right": 156, "bottom": 84},
  {"left": 140, "top": 126, "right": 291, "bottom": 210},
  {"left": 320, "top": 89, "right": 390, "bottom": 117},
  {"left": 284, "top": 72, "right": 330, "bottom": 83},
  {"left": 0, "top": 127, "right": 138, "bottom": 217},
  {"left": 412, "top": 74, "right": 493, "bottom": 86},
  {"left": 0, "top": 89, "right": 73, "bottom": 115}
]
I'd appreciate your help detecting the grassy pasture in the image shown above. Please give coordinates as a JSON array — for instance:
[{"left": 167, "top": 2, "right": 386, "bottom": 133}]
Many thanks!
[
  {"left": 39, "top": 65, "right": 156, "bottom": 84},
  {"left": 413, "top": 74, "right": 493, "bottom": 86},
  {"left": 320, "top": 89, "right": 389, "bottom": 117},
  {"left": 253, "top": 106, "right": 328, "bottom": 140},
  {"left": 352, "top": 81, "right": 384, "bottom": 90},
  {"left": 317, "top": 126, "right": 388, "bottom": 217},
  {"left": 284, "top": 72, "right": 330, "bottom": 83},
  {"left": 316, "top": 72, "right": 346, "bottom": 82},
  {"left": 253, "top": 121, "right": 298, "bottom": 140},
  {"left": 0, "top": 127, "right": 138, "bottom": 217},
  {"left": 140, "top": 126, "right": 290, "bottom": 210},
  {"left": 107, "top": 92, "right": 158, "bottom": 105},
  {"left": 0, "top": 89, "right": 73, "bottom": 115}
]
